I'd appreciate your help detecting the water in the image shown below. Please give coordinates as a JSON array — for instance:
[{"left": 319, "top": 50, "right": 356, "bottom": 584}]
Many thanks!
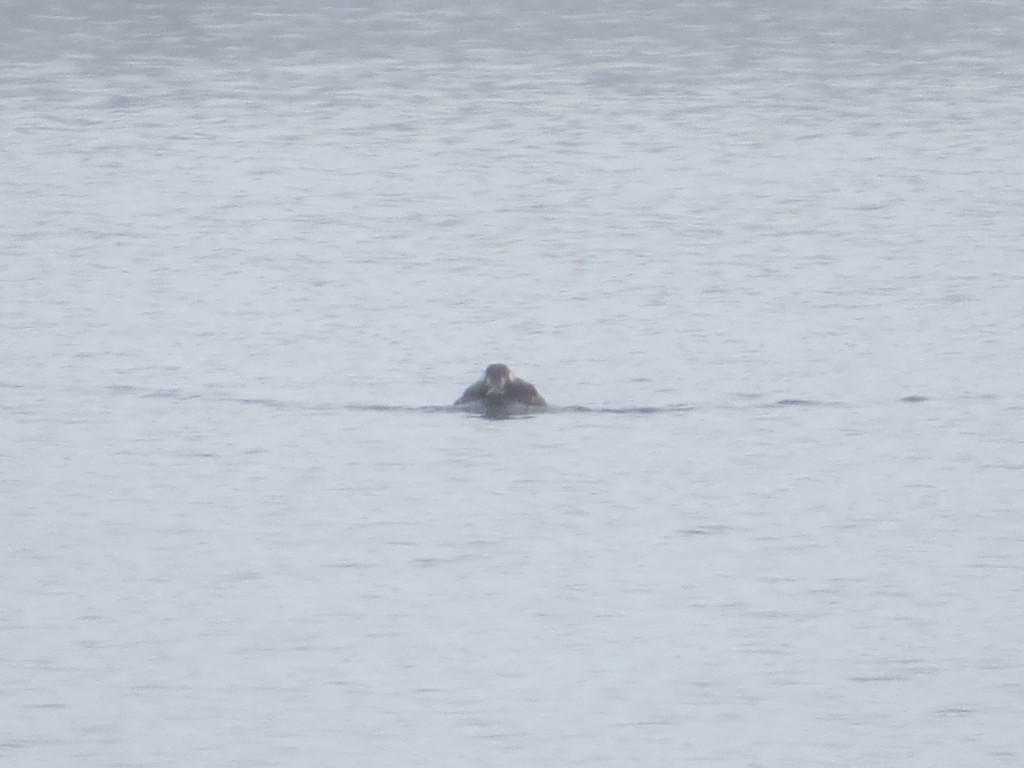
[{"left": 3, "top": 1, "right": 1024, "bottom": 765}]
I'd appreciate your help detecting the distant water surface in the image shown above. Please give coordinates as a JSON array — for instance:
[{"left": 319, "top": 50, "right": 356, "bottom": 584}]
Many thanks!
[{"left": 3, "top": 1, "right": 1024, "bottom": 766}]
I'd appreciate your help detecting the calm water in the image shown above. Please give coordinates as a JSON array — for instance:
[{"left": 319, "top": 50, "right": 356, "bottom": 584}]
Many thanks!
[{"left": 3, "top": 1, "right": 1024, "bottom": 765}]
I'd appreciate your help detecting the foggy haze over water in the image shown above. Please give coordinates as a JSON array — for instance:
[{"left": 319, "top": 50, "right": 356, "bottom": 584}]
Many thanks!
[{"left": 3, "top": 1, "right": 1024, "bottom": 765}]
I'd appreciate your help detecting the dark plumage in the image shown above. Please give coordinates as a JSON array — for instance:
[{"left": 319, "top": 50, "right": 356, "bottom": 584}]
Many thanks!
[{"left": 454, "top": 363, "right": 547, "bottom": 408}]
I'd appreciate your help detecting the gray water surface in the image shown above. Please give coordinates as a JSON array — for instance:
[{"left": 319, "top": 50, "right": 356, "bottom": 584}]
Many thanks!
[{"left": 3, "top": 1, "right": 1024, "bottom": 766}]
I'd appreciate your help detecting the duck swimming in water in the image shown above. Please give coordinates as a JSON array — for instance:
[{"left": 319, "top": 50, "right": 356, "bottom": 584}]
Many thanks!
[{"left": 454, "top": 363, "right": 547, "bottom": 409}]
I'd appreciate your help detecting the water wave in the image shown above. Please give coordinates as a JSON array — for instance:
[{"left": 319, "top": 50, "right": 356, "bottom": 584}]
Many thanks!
[{"left": 102, "top": 384, "right": 939, "bottom": 416}]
